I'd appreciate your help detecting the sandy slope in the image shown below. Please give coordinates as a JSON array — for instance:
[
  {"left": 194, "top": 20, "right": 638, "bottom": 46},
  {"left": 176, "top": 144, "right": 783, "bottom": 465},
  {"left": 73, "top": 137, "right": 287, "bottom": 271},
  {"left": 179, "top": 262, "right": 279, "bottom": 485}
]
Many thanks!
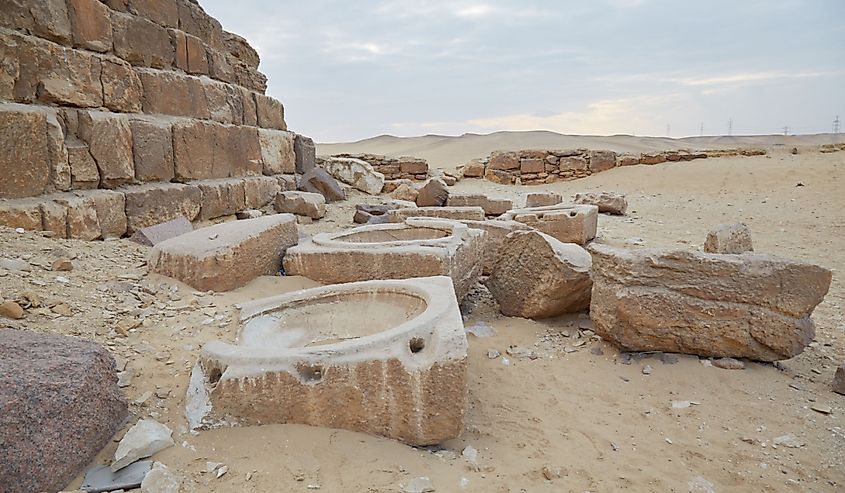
[
  {"left": 0, "top": 150, "right": 843, "bottom": 492},
  {"left": 318, "top": 130, "right": 845, "bottom": 169}
]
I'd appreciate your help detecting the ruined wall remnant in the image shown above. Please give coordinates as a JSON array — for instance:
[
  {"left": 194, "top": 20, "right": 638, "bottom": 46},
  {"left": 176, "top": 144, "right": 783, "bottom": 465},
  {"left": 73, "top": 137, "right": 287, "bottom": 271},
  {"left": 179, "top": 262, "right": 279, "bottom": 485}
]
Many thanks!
[{"left": 0, "top": 0, "right": 314, "bottom": 238}]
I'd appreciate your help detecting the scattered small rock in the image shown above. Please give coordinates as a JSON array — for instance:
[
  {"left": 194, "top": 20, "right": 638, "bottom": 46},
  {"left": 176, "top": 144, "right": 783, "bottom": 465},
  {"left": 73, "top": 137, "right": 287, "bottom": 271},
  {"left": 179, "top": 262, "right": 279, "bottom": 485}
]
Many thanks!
[
  {"left": 811, "top": 404, "right": 832, "bottom": 415},
  {"left": 773, "top": 434, "right": 804, "bottom": 448},
  {"left": 112, "top": 419, "right": 175, "bottom": 472},
  {"left": 140, "top": 462, "right": 181, "bottom": 493},
  {"left": 713, "top": 357, "right": 745, "bottom": 370},
  {"left": 0, "top": 300, "right": 25, "bottom": 319},
  {"left": 403, "top": 476, "right": 435, "bottom": 493},
  {"left": 487, "top": 349, "right": 500, "bottom": 359},
  {"left": 642, "top": 365, "right": 653, "bottom": 375},
  {"left": 51, "top": 257, "right": 73, "bottom": 271},
  {"left": 0, "top": 258, "right": 31, "bottom": 272}
]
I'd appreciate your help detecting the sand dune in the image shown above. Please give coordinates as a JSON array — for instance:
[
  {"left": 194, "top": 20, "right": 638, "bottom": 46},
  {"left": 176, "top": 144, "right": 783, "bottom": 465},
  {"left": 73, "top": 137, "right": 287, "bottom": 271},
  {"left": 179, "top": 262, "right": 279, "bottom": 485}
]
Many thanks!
[{"left": 318, "top": 130, "right": 844, "bottom": 169}]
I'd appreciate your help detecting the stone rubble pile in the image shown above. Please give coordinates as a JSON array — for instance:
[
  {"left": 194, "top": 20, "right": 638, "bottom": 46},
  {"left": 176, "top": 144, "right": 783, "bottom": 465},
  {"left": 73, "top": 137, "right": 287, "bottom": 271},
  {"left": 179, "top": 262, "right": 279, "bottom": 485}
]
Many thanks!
[{"left": 319, "top": 153, "right": 430, "bottom": 181}]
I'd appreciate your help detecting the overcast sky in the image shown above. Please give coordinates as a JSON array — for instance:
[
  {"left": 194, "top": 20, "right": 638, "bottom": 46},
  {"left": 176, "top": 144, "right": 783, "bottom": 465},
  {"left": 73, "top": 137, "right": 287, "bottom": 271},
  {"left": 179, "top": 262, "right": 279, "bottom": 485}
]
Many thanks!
[{"left": 202, "top": 0, "right": 845, "bottom": 143}]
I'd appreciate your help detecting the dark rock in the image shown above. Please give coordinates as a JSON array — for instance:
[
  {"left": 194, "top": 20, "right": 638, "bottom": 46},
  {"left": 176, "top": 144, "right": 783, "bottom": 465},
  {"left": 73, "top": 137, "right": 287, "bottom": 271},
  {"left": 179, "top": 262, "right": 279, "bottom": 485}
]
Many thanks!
[
  {"left": 81, "top": 460, "right": 153, "bottom": 493},
  {"left": 353, "top": 204, "right": 390, "bottom": 224},
  {"left": 293, "top": 134, "right": 316, "bottom": 174},
  {"left": 415, "top": 178, "right": 449, "bottom": 207},
  {"left": 0, "top": 328, "right": 128, "bottom": 493},
  {"left": 299, "top": 167, "right": 346, "bottom": 202},
  {"left": 833, "top": 363, "right": 845, "bottom": 395}
]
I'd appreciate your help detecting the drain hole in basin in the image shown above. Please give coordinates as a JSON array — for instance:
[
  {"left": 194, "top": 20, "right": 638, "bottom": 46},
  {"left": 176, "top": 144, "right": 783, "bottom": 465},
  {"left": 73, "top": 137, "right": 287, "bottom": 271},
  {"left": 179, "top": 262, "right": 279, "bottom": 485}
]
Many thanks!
[
  {"left": 409, "top": 337, "right": 425, "bottom": 354},
  {"left": 208, "top": 367, "right": 223, "bottom": 385},
  {"left": 568, "top": 211, "right": 577, "bottom": 217},
  {"left": 298, "top": 364, "right": 324, "bottom": 383}
]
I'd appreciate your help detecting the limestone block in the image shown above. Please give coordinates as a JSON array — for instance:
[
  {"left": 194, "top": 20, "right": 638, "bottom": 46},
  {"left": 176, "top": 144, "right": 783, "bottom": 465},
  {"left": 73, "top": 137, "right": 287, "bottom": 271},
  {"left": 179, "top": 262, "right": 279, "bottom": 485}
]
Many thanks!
[
  {"left": 487, "top": 230, "right": 593, "bottom": 318},
  {"left": 65, "top": 0, "right": 111, "bottom": 52},
  {"left": 0, "top": 104, "right": 67, "bottom": 199},
  {"left": 243, "top": 176, "right": 280, "bottom": 209},
  {"left": 74, "top": 189, "right": 128, "bottom": 238},
  {"left": 640, "top": 152, "right": 667, "bottom": 165},
  {"left": 499, "top": 204, "right": 598, "bottom": 245},
  {"left": 415, "top": 178, "right": 449, "bottom": 207},
  {"left": 39, "top": 199, "right": 67, "bottom": 237},
  {"left": 323, "top": 157, "right": 385, "bottom": 195},
  {"left": 386, "top": 206, "right": 485, "bottom": 223},
  {"left": 78, "top": 110, "right": 134, "bottom": 189},
  {"left": 520, "top": 158, "right": 544, "bottom": 174},
  {"left": 223, "top": 31, "right": 260, "bottom": 68},
  {"left": 202, "top": 79, "right": 242, "bottom": 124},
  {"left": 275, "top": 191, "right": 326, "bottom": 219},
  {"left": 17, "top": 36, "right": 103, "bottom": 107},
  {"left": 148, "top": 214, "right": 299, "bottom": 291},
  {"left": 573, "top": 191, "right": 628, "bottom": 215},
  {"left": 0, "top": 329, "right": 127, "bottom": 493},
  {"left": 0, "top": 0, "right": 72, "bottom": 44},
  {"left": 112, "top": 12, "right": 174, "bottom": 68},
  {"left": 588, "top": 150, "right": 617, "bottom": 173},
  {"left": 130, "top": 118, "right": 174, "bottom": 182},
  {"left": 259, "top": 129, "right": 296, "bottom": 175},
  {"left": 390, "top": 184, "right": 418, "bottom": 202},
  {"left": 484, "top": 168, "right": 515, "bottom": 185},
  {"left": 138, "top": 69, "right": 209, "bottom": 119},
  {"left": 185, "top": 32, "right": 208, "bottom": 75},
  {"left": 177, "top": 0, "right": 224, "bottom": 50},
  {"left": 461, "top": 159, "right": 485, "bottom": 178},
  {"left": 196, "top": 178, "right": 246, "bottom": 220},
  {"left": 122, "top": 182, "right": 201, "bottom": 234},
  {"left": 589, "top": 244, "right": 832, "bottom": 361},
  {"left": 299, "top": 168, "right": 346, "bottom": 202},
  {"left": 101, "top": 57, "right": 142, "bottom": 112},
  {"left": 617, "top": 154, "right": 640, "bottom": 166},
  {"left": 283, "top": 218, "right": 485, "bottom": 301},
  {"left": 399, "top": 157, "right": 428, "bottom": 175},
  {"left": 834, "top": 364, "right": 845, "bottom": 395},
  {"left": 559, "top": 156, "right": 587, "bottom": 171},
  {"left": 294, "top": 134, "right": 316, "bottom": 174},
  {"left": 52, "top": 194, "right": 101, "bottom": 240},
  {"left": 447, "top": 194, "right": 512, "bottom": 216},
  {"left": 0, "top": 199, "right": 42, "bottom": 231},
  {"left": 186, "top": 276, "right": 468, "bottom": 446},
  {"left": 459, "top": 219, "right": 532, "bottom": 275},
  {"left": 173, "top": 120, "right": 261, "bottom": 181},
  {"left": 525, "top": 192, "right": 562, "bottom": 208},
  {"left": 704, "top": 223, "right": 754, "bottom": 254},
  {"left": 254, "top": 93, "right": 286, "bottom": 130},
  {"left": 488, "top": 151, "right": 519, "bottom": 171}
]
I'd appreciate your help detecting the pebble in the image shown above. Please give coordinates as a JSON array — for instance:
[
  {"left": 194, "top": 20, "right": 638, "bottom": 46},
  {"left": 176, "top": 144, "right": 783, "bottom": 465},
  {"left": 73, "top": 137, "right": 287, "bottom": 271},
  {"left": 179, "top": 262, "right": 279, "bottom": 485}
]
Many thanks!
[
  {"left": 713, "top": 357, "right": 745, "bottom": 370},
  {"left": 642, "top": 365, "right": 653, "bottom": 375},
  {"left": 403, "top": 476, "right": 435, "bottom": 493},
  {"left": 112, "top": 418, "right": 175, "bottom": 471},
  {"left": 487, "top": 349, "right": 500, "bottom": 359},
  {"left": 773, "top": 434, "right": 804, "bottom": 448},
  {"left": 811, "top": 404, "right": 832, "bottom": 415},
  {"left": 0, "top": 300, "right": 25, "bottom": 319},
  {"left": 461, "top": 445, "right": 478, "bottom": 464},
  {"left": 51, "top": 257, "right": 73, "bottom": 272},
  {"left": 51, "top": 303, "right": 73, "bottom": 316}
]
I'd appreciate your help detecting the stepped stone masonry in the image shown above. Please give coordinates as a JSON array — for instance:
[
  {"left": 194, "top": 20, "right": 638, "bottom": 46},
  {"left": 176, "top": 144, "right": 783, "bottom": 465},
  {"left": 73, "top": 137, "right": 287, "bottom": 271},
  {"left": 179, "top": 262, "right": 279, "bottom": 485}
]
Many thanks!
[
  {"left": 186, "top": 276, "right": 468, "bottom": 445},
  {"left": 0, "top": 0, "right": 314, "bottom": 238}
]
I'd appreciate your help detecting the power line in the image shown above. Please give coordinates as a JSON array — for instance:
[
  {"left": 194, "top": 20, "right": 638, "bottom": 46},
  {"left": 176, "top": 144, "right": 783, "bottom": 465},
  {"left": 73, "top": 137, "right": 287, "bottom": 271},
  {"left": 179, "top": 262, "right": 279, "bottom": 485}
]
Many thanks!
[
  {"left": 783, "top": 126, "right": 789, "bottom": 136},
  {"left": 699, "top": 121, "right": 704, "bottom": 137},
  {"left": 835, "top": 115, "right": 841, "bottom": 135}
]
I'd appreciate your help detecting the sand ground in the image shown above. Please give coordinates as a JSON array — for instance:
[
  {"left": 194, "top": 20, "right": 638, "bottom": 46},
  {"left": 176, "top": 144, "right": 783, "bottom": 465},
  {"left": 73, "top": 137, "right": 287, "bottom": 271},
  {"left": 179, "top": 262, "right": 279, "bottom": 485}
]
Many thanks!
[{"left": 1, "top": 149, "right": 843, "bottom": 492}]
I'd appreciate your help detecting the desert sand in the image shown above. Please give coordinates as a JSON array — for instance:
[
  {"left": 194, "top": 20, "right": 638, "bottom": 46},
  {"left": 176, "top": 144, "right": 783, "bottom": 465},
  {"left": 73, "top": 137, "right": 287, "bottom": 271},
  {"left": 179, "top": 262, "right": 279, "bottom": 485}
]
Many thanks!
[
  {"left": 1, "top": 147, "right": 843, "bottom": 492},
  {"left": 318, "top": 130, "right": 843, "bottom": 169}
]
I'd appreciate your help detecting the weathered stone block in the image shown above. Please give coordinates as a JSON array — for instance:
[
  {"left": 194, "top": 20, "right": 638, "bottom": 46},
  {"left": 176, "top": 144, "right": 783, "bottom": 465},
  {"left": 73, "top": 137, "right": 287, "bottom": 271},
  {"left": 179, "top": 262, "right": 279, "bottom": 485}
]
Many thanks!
[
  {"left": 130, "top": 118, "right": 174, "bottom": 182},
  {"left": 0, "top": 329, "right": 127, "bottom": 493},
  {"left": 399, "top": 157, "right": 428, "bottom": 175},
  {"left": 253, "top": 93, "right": 286, "bottom": 130},
  {"left": 186, "top": 276, "right": 467, "bottom": 445},
  {"left": 122, "top": 182, "right": 201, "bottom": 233},
  {"left": 573, "top": 191, "right": 628, "bottom": 215},
  {"left": 0, "top": 104, "right": 67, "bottom": 199},
  {"left": 223, "top": 31, "right": 259, "bottom": 68},
  {"left": 458, "top": 219, "right": 532, "bottom": 275},
  {"left": 499, "top": 204, "right": 598, "bottom": 245},
  {"left": 484, "top": 168, "right": 515, "bottom": 185},
  {"left": 387, "top": 206, "right": 485, "bottom": 223},
  {"left": 447, "top": 194, "right": 512, "bottom": 216},
  {"left": 275, "top": 191, "right": 325, "bottom": 219},
  {"left": 588, "top": 150, "right": 617, "bottom": 173},
  {"left": 640, "top": 152, "right": 667, "bottom": 165},
  {"left": 520, "top": 158, "right": 545, "bottom": 174},
  {"left": 112, "top": 12, "right": 174, "bottom": 68},
  {"left": 462, "top": 159, "right": 485, "bottom": 178},
  {"left": 129, "top": 217, "right": 192, "bottom": 246},
  {"left": 243, "top": 176, "right": 279, "bottom": 209},
  {"left": 617, "top": 154, "right": 640, "bottom": 166},
  {"left": 73, "top": 189, "right": 128, "bottom": 238},
  {"left": 101, "top": 57, "right": 142, "bottom": 112},
  {"left": 177, "top": 0, "right": 223, "bottom": 50},
  {"left": 704, "top": 223, "right": 754, "bottom": 254},
  {"left": 559, "top": 156, "right": 587, "bottom": 171},
  {"left": 525, "top": 192, "right": 562, "bottom": 208},
  {"left": 203, "top": 79, "right": 242, "bottom": 124},
  {"left": 299, "top": 167, "right": 345, "bottom": 202},
  {"left": 171, "top": 119, "right": 215, "bottom": 180},
  {"left": 0, "top": 199, "right": 42, "bottom": 231},
  {"left": 415, "top": 178, "right": 449, "bottom": 207},
  {"left": 149, "top": 214, "right": 299, "bottom": 291},
  {"left": 324, "top": 157, "right": 384, "bottom": 195},
  {"left": 284, "top": 218, "right": 484, "bottom": 301},
  {"left": 52, "top": 194, "right": 101, "bottom": 240},
  {"left": 185, "top": 32, "right": 208, "bottom": 74},
  {"left": 487, "top": 230, "right": 592, "bottom": 318},
  {"left": 138, "top": 69, "right": 209, "bottom": 119},
  {"left": 196, "top": 178, "right": 246, "bottom": 220},
  {"left": 589, "top": 245, "right": 832, "bottom": 361},
  {"left": 16, "top": 36, "right": 103, "bottom": 107},
  {"left": 259, "top": 129, "right": 296, "bottom": 175},
  {"left": 0, "top": 0, "right": 72, "bottom": 44},
  {"left": 293, "top": 134, "right": 316, "bottom": 174},
  {"left": 78, "top": 110, "right": 134, "bottom": 188},
  {"left": 489, "top": 151, "right": 519, "bottom": 170},
  {"left": 39, "top": 199, "right": 67, "bottom": 237},
  {"left": 68, "top": 0, "right": 112, "bottom": 52}
]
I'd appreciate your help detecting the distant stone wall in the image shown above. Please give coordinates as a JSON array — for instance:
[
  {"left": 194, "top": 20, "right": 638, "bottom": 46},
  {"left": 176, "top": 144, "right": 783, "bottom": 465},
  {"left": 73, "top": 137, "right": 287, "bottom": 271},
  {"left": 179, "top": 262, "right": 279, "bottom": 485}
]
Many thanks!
[
  {"left": 321, "top": 154, "right": 429, "bottom": 181},
  {"left": 0, "top": 0, "right": 314, "bottom": 238},
  {"left": 463, "top": 148, "right": 767, "bottom": 185}
]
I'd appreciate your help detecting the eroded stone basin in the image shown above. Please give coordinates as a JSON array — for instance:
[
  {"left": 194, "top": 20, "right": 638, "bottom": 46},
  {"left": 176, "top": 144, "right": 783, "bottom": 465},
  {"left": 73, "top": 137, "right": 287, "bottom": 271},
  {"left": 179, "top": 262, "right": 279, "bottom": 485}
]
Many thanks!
[
  {"left": 282, "top": 218, "right": 485, "bottom": 301},
  {"left": 187, "top": 276, "right": 468, "bottom": 446},
  {"left": 498, "top": 203, "right": 598, "bottom": 245}
]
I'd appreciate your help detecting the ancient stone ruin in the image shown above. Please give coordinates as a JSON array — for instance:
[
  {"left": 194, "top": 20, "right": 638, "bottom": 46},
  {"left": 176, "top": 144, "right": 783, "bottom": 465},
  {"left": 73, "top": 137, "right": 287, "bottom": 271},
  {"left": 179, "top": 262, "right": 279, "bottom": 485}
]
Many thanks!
[
  {"left": 0, "top": 0, "right": 310, "bottom": 238},
  {"left": 187, "top": 276, "right": 468, "bottom": 445}
]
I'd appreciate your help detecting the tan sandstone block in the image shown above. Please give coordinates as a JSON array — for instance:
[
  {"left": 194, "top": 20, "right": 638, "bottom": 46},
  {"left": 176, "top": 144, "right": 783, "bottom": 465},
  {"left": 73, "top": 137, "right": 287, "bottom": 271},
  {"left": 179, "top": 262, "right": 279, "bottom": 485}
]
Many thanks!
[
  {"left": 253, "top": 93, "right": 286, "bottom": 130},
  {"left": 386, "top": 206, "right": 485, "bottom": 223},
  {"left": 185, "top": 32, "right": 208, "bottom": 74},
  {"left": 177, "top": 0, "right": 224, "bottom": 50},
  {"left": 487, "top": 230, "right": 593, "bottom": 318},
  {"left": 0, "top": 200, "right": 42, "bottom": 231},
  {"left": 52, "top": 195, "right": 101, "bottom": 240},
  {"left": 203, "top": 79, "right": 243, "bottom": 124},
  {"left": 122, "top": 182, "right": 201, "bottom": 233},
  {"left": 488, "top": 151, "right": 519, "bottom": 171},
  {"left": 75, "top": 189, "right": 127, "bottom": 238},
  {"left": 101, "top": 57, "right": 142, "bottom": 112},
  {"left": 138, "top": 69, "right": 209, "bottom": 119},
  {"left": 573, "top": 191, "right": 628, "bottom": 215},
  {"left": 275, "top": 191, "right": 326, "bottom": 219},
  {"left": 130, "top": 118, "right": 174, "bottom": 182},
  {"left": 68, "top": 0, "right": 112, "bottom": 52},
  {"left": 525, "top": 192, "right": 562, "bottom": 208},
  {"left": 187, "top": 276, "right": 467, "bottom": 446},
  {"left": 458, "top": 219, "right": 532, "bottom": 275},
  {"left": 589, "top": 244, "right": 832, "bottom": 361},
  {"left": 112, "top": 12, "right": 174, "bottom": 68},
  {"left": 77, "top": 110, "right": 134, "bottom": 189},
  {"left": 447, "top": 194, "right": 513, "bottom": 216},
  {"left": 0, "top": 104, "right": 67, "bottom": 199},
  {"left": 243, "top": 176, "right": 280, "bottom": 209},
  {"left": 148, "top": 214, "right": 299, "bottom": 291},
  {"left": 259, "top": 129, "right": 296, "bottom": 175},
  {"left": 66, "top": 140, "right": 100, "bottom": 189},
  {"left": 0, "top": 0, "right": 72, "bottom": 45},
  {"left": 222, "top": 31, "right": 260, "bottom": 68},
  {"left": 588, "top": 150, "right": 617, "bottom": 173},
  {"left": 196, "top": 178, "right": 247, "bottom": 220},
  {"left": 704, "top": 223, "right": 754, "bottom": 254},
  {"left": 499, "top": 204, "right": 598, "bottom": 245}
]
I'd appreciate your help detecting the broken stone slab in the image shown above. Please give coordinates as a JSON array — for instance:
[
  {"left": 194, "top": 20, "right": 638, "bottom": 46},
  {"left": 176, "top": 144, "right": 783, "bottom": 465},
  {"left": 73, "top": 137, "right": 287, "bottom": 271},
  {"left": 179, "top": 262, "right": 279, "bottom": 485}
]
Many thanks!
[
  {"left": 486, "top": 230, "right": 592, "bottom": 318},
  {"left": 525, "top": 192, "right": 562, "bottom": 208},
  {"left": 498, "top": 203, "right": 598, "bottom": 245},
  {"left": 274, "top": 191, "right": 326, "bottom": 219},
  {"left": 323, "top": 157, "right": 385, "bottom": 195},
  {"left": 386, "top": 206, "right": 485, "bottom": 223},
  {"left": 130, "top": 217, "right": 193, "bottom": 247},
  {"left": 148, "top": 214, "right": 299, "bottom": 291},
  {"left": 81, "top": 461, "right": 153, "bottom": 493},
  {"left": 589, "top": 244, "right": 832, "bottom": 361},
  {"left": 447, "top": 193, "right": 513, "bottom": 216},
  {"left": 353, "top": 204, "right": 391, "bottom": 224},
  {"left": 834, "top": 364, "right": 845, "bottom": 395},
  {"left": 415, "top": 178, "right": 449, "bottom": 207},
  {"left": 299, "top": 167, "right": 346, "bottom": 202},
  {"left": 186, "top": 276, "right": 468, "bottom": 445},
  {"left": 458, "top": 219, "right": 532, "bottom": 275},
  {"left": 140, "top": 462, "right": 181, "bottom": 493},
  {"left": 704, "top": 223, "right": 753, "bottom": 254},
  {"left": 0, "top": 328, "right": 128, "bottom": 493},
  {"left": 573, "top": 191, "right": 628, "bottom": 215},
  {"left": 112, "top": 418, "right": 174, "bottom": 472},
  {"left": 283, "top": 218, "right": 485, "bottom": 301},
  {"left": 390, "top": 183, "right": 419, "bottom": 202}
]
